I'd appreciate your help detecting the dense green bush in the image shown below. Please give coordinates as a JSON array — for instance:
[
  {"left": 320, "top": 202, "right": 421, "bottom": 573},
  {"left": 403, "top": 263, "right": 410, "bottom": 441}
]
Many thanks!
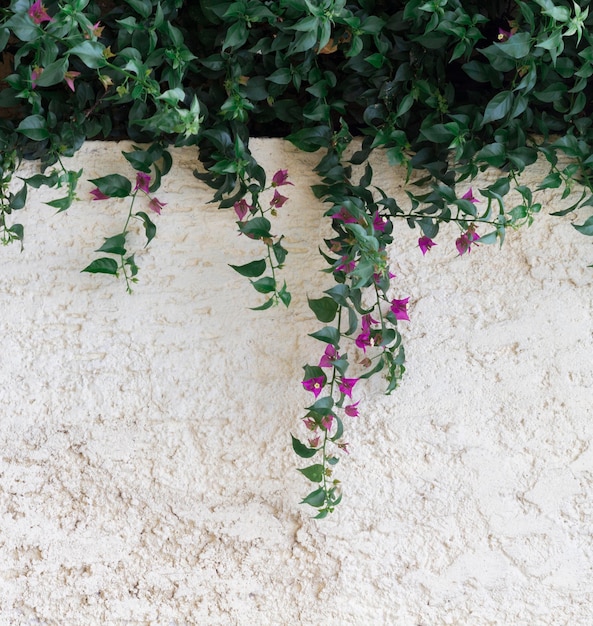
[{"left": 2, "top": 0, "right": 593, "bottom": 515}]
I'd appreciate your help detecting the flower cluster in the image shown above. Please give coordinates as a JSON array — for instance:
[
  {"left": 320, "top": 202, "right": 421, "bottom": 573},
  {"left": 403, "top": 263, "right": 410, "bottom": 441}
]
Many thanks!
[{"left": 229, "top": 169, "right": 292, "bottom": 309}]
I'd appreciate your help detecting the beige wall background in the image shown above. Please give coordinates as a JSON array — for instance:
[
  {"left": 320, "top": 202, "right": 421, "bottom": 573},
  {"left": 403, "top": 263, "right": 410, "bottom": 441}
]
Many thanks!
[{"left": 1, "top": 139, "right": 592, "bottom": 625}]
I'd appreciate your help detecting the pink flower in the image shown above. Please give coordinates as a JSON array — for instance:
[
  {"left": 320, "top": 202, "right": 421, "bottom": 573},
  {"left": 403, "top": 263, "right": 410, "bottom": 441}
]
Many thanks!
[
  {"left": 455, "top": 229, "right": 480, "bottom": 256},
  {"left": 462, "top": 188, "right": 479, "bottom": 204},
  {"left": 418, "top": 235, "right": 436, "bottom": 255},
  {"left": 308, "top": 435, "right": 320, "bottom": 448},
  {"left": 373, "top": 269, "right": 396, "bottom": 284},
  {"left": 337, "top": 442, "right": 350, "bottom": 454},
  {"left": 302, "top": 376, "right": 325, "bottom": 398},
  {"left": 90, "top": 187, "right": 109, "bottom": 200},
  {"left": 148, "top": 197, "right": 166, "bottom": 215},
  {"left": 372, "top": 212, "right": 388, "bottom": 232},
  {"left": 64, "top": 70, "right": 80, "bottom": 92},
  {"left": 331, "top": 207, "right": 358, "bottom": 224},
  {"left": 319, "top": 344, "right": 340, "bottom": 368},
  {"left": 390, "top": 297, "right": 410, "bottom": 321},
  {"left": 272, "top": 169, "right": 293, "bottom": 187},
  {"left": 321, "top": 414, "right": 334, "bottom": 431},
  {"left": 28, "top": 0, "right": 54, "bottom": 24},
  {"left": 134, "top": 172, "right": 151, "bottom": 193},
  {"left": 234, "top": 198, "right": 252, "bottom": 220},
  {"left": 345, "top": 401, "right": 360, "bottom": 417},
  {"left": 270, "top": 189, "right": 288, "bottom": 208},
  {"left": 303, "top": 418, "right": 317, "bottom": 431},
  {"left": 91, "top": 21, "right": 104, "bottom": 38},
  {"left": 338, "top": 377, "right": 359, "bottom": 398},
  {"left": 31, "top": 66, "right": 42, "bottom": 88},
  {"left": 361, "top": 314, "right": 379, "bottom": 331}
]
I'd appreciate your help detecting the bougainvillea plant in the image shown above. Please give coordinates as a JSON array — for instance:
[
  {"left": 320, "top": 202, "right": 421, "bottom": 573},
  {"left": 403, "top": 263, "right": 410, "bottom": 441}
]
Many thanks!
[{"left": 2, "top": 0, "right": 593, "bottom": 516}]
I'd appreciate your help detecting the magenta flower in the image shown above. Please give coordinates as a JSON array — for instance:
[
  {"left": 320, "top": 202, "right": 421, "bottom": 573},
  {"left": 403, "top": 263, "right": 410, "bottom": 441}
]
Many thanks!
[
  {"left": 64, "top": 71, "right": 80, "bottom": 92},
  {"left": 271, "top": 169, "right": 293, "bottom": 187},
  {"left": 302, "top": 376, "right": 325, "bottom": 398},
  {"left": 319, "top": 344, "right": 340, "bottom": 368},
  {"left": 373, "top": 269, "right": 396, "bottom": 283},
  {"left": 336, "top": 255, "right": 356, "bottom": 274},
  {"left": 321, "top": 413, "right": 334, "bottom": 431},
  {"left": 234, "top": 198, "right": 252, "bottom": 220},
  {"left": 390, "top": 297, "right": 410, "bottom": 321},
  {"left": 497, "top": 28, "right": 512, "bottom": 41},
  {"left": 331, "top": 207, "right": 358, "bottom": 224},
  {"left": 345, "top": 401, "right": 360, "bottom": 417},
  {"left": 31, "top": 66, "right": 42, "bottom": 88},
  {"left": 148, "top": 197, "right": 166, "bottom": 215},
  {"left": 418, "top": 235, "right": 437, "bottom": 255},
  {"left": 455, "top": 229, "right": 480, "bottom": 256},
  {"left": 361, "top": 314, "right": 379, "bottom": 331},
  {"left": 90, "top": 187, "right": 109, "bottom": 200},
  {"left": 372, "top": 212, "right": 388, "bottom": 232},
  {"left": 270, "top": 189, "right": 288, "bottom": 208},
  {"left": 462, "top": 188, "right": 479, "bottom": 204},
  {"left": 28, "top": 0, "right": 54, "bottom": 24},
  {"left": 308, "top": 435, "right": 320, "bottom": 448},
  {"left": 338, "top": 377, "right": 359, "bottom": 398},
  {"left": 134, "top": 172, "right": 151, "bottom": 193},
  {"left": 355, "top": 330, "right": 372, "bottom": 352}
]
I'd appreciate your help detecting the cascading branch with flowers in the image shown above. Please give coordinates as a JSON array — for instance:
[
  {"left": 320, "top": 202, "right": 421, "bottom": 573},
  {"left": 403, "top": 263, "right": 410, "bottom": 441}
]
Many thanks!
[{"left": 3, "top": 0, "right": 593, "bottom": 516}]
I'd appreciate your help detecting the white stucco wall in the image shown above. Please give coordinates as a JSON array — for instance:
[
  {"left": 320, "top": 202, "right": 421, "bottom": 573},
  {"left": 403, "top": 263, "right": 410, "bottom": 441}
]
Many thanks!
[{"left": 1, "top": 139, "right": 592, "bottom": 625}]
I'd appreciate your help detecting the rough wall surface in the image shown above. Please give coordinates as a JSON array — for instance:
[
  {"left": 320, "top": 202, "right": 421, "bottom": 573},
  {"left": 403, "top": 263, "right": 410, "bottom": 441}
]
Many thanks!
[{"left": 0, "top": 140, "right": 592, "bottom": 625}]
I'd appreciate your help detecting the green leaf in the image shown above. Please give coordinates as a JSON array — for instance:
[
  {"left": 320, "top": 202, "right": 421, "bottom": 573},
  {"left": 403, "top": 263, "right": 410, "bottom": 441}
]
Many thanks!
[
  {"left": 34, "top": 58, "right": 68, "bottom": 87},
  {"left": 308, "top": 296, "right": 338, "bottom": 323},
  {"left": 82, "top": 257, "right": 119, "bottom": 275},
  {"left": 309, "top": 326, "right": 340, "bottom": 346},
  {"left": 16, "top": 115, "right": 49, "bottom": 141},
  {"left": 45, "top": 196, "right": 73, "bottom": 212},
  {"left": 10, "top": 184, "right": 27, "bottom": 210},
  {"left": 482, "top": 91, "right": 514, "bottom": 126},
  {"left": 238, "top": 217, "right": 271, "bottom": 239},
  {"left": 229, "top": 259, "right": 266, "bottom": 278},
  {"left": 135, "top": 211, "right": 156, "bottom": 246},
  {"left": 97, "top": 233, "right": 127, "bottom": 256},
  {"left": 494, "top": 32, "right": 531, "bottom": 58},
  {"left": 68, "top": 41, "right": 106, "bottom": 69},
  {"left": 251, "top": 277, "right": 276, "bottom": 293},
  {"left": 291, "top": 435, "right": 318, "bottom": 459},
  {"left": 573, "top": 216, "right": 593, "bottom": 236},
  {"left": 301, "top": 487, "right": 327, "bottom": 507},
  {"left": 297, "top": 464, "right": 324, "bottom": 483},
  {"left": 88, "top": 174, "right": 132, "bottom": 198},
  {"left": 278, "top": 282, "right": 291, "bottom": 307},
  {"left": 250, "top": 297, "right": 275, "bottom": 311}
]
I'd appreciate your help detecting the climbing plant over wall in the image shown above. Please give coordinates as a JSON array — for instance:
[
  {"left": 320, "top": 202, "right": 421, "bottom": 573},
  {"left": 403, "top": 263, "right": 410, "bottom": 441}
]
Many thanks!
[{"left": 2, "top": 0, "right": 593, "bottom": 515}]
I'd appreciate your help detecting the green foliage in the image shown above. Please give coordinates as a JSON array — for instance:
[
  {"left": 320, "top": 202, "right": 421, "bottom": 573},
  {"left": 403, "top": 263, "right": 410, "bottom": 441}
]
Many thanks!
[{"left": 3, "top": 0, "right": 593, "bottom": 517}]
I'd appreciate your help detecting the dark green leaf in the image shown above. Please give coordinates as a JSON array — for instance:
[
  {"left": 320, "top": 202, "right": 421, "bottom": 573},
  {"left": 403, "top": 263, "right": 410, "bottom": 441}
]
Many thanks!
[
  {"left": 573, "top": 216, "right": 593, "bottom": 236},
  {"left": 135, "top": 211, "right": 156, "bottom": 246},
  {"left": 297, "top": 464, "right": 324, "bottom": 483},
  {"left": 97, "top": 233, "right": 127, "bottom": 256},
  {"left": 251, "top": 277, "right": 276, "bottom": 293},
  {"left": 291, "top": 435, "right": 318, "bottom": 459},
  {"left": 309, "top": 326, "right": 340, "bottom": 346},
  {"left": 301, "top": 487, "right": 326, "bottom": 507},
  {"left": 17, "top": 115, "right": 49, "bottom": 141},
  {"left": 229, "top": 258, "right": 266, "bottom": 278},
  {"left": 82, "top": 257, "right": 119, "bottom": 275},
  {"left": 308, "top": 296, "right": 338, "bottom": 323},
  {"left": 482, "top": 91, "right": 514, "bottom": 126},
  {"left": 89, "top": 174, "right": 132, "bottom": 198}
]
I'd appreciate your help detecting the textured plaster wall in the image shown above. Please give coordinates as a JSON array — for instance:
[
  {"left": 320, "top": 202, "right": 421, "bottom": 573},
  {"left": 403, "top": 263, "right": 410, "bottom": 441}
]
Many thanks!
[{"left": 0, "top": 139, "right": 592, "bottom": 625}]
